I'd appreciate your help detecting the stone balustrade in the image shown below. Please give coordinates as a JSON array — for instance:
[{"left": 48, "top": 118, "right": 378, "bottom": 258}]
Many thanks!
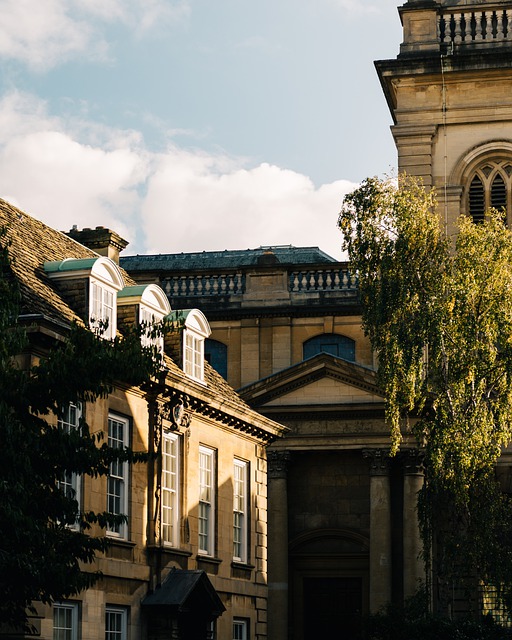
[
  {"left": 161, "top": 266, "right": 358, "bottom": 298},
  {"left": 162, "top": 273, "right": 246, "bottom": 297},
  {"left": 439, "top": 8, "right": 512, "bottom": 45},
  {"left": 289, "top": 267, "right": 358, "bottom": 293}
]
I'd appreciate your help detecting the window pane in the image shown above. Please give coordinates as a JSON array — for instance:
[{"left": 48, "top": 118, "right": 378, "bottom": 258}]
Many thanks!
[
  {"left": 233, "top": 619, "right": 248, "bottom": 640},
  {"left": 105, "top": 608, "right": 126, "bottom": 640},
  {"left": 162, "top": 433, "right": 179, "bottom": 545},
  {"left": 233, "top": 461, "right": 248, "bottom": 562},
  {"left": 90, "top": 281, "right": 115, "bottom": 339},
  {"left": 57, "top": 403, "right": 82, "bottom": 525},
  {"left": 53, "top": 604, "right": 77, "bottom": 640},
  {"left": 107, "top": 416, "right": 129, "bottom": 537},
  {"left": 303, "top": 334, "right": 355, "bottom": 362},
  {"left": 199, "top": 447, "right": 215, "bottom": 555}
]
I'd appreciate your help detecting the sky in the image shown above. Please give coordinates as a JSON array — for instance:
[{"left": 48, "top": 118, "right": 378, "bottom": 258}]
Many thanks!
[{"left": 0, "top": 0, "right": 403, "bottom": 260}]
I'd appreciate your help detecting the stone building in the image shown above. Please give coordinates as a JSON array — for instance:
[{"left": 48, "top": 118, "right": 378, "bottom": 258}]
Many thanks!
[
  {"left": 376, "top": 0, "right": 512, "bottom": 236},
  {"left": 120, "top": 248, "right": 425, "bottom": 639},
  {"left": 0, "top": 201, "right": 286, "bottom": 640},
  {"left": 122, "top": 0, "right": 512, "bottom": 634}
]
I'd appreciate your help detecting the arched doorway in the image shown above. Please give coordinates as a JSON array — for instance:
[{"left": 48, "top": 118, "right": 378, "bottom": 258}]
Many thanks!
[{"left": 289, "top": 529, "right": 369, "bottom": 640}]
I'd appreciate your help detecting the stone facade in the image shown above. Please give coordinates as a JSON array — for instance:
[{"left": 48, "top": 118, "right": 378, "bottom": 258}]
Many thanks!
[
  {"left": 121, "top": 248, "right": 426, "bottom": 638},
  {"left": 0, "top": 206, "right": 286, "bottom": 640}
]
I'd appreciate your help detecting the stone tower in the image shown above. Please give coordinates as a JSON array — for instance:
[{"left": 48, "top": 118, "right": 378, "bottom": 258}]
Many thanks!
[{"left": 376, "top": 0, "right": 512, "bottom": 237}]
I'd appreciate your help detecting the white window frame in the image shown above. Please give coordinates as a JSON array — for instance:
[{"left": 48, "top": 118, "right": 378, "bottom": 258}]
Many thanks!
[
  {"left": 53, "top": 602, "right": 79, "bottom": 640},
  {"left": 140, "top": 305, "right": 164, "bottom": 355},
  {"left": 105, "top": 606, "right": 128, "bottom": 640},
  {"left": 233, "top": 459, "right": 249, "bottom": 563},
  {"left": 184, "top": 329, "right": 205, "bottom": 382},
  {"left": 57, "top": 402, "right": 82, "bottom": 529},
  {"left": 198, "top": 446, "right": 216, "bottom": 556},
  {"left": 161, "top": 431, "right": 180, "bottom": 547},
  {"left": 90, "top": 278, "right": 116, "bottom": 340},
  {"left": 233, "top": 619, "right": 249, "bottom": 640},
  {"left": 107, "top": 414, "right": 129, "bottom": 539}
]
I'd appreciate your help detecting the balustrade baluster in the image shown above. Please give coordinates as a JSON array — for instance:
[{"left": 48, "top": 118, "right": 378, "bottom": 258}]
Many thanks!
[
  {"left": 475, "top": 12, "right": 484, "bottom": 41},
  {"left": 506, "top": 10, "right": 512, "bottom": 40},
  {"left": 326, "top": 272, "right": 332, "bottom": 290},
  {"left": 438, "top": 14, "right": 443, "bottom": 43},
  {"left": 454, "top": 13, "right": 463, "bottom": 44}
]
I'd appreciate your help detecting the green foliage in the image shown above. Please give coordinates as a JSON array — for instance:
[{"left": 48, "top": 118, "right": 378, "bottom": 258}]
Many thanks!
[
  {"left": 366, "top": 596, "right": 511, "bottom": 640},
  {"left": 0, "top": 229, "right": 160, "bottom": 628},
  {"left": 339, "top": 176, "right": 512, "bottom": 613}
]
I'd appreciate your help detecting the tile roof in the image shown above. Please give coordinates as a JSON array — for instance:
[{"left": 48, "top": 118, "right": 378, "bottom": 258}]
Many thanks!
[
  {"left": 0, "top": 198, "right": 137, "bottom": 326},
  {"left": 120, "top": 245, "right": 338, "bottom": 272},
  {"left": 0, "top": 198, "right": 286, "bottom": 440}
]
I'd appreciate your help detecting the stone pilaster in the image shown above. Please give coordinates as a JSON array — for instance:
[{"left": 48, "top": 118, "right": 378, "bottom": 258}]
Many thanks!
[
  {"left": 363, "top": 449, "right": 392, "bottom": 612},
  {"left": 402, "top": 449, "right": 425, "bottom": 599},
  {"left": 267, "top": 450, "right": 291, "bottom": 640}
]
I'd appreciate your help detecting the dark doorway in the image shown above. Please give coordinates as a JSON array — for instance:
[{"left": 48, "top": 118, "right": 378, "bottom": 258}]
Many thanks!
[{"left": 303, "top": 577, "right": 363, "bottom": 639}]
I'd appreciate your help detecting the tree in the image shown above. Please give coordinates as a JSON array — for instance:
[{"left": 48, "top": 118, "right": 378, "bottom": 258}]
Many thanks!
[
  {"left": 338, "top": 176, "right": 512, "bottom": 615},
  {"left": 0, "top": 230, "right": 160, "bottom": 629}
]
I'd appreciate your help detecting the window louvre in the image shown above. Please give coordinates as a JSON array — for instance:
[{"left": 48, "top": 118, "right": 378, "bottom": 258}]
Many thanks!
[
  {"left": 469, "top": 175, "right": 485, "bottom": 223},
  {"left": 491, "top": 173, "right": 507, "bottom": 213}
]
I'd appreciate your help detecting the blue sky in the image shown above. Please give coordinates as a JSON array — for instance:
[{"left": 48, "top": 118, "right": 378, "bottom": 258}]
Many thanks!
[{"left": 0, "top": 0, "right": 402, "bottom": 259}]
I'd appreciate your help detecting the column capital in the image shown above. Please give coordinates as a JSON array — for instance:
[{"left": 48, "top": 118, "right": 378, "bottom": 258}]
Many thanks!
[
  {"left": 363, "top": 448, "right": 391, "bottom": 476},
  {"left": 267, "top": 450, "right": 291, "bottom": 479},
  {"left": 401, "top": 448, "right": 425, "bottom": 475}
]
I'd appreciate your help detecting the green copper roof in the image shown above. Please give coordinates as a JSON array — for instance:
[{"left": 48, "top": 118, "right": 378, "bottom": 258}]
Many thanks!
[
  {"left": 117, "top": 284, "right": 148, "bottom": 298},
  {"left": 44, "top": 257, "right": 98, "bottom": 273}
]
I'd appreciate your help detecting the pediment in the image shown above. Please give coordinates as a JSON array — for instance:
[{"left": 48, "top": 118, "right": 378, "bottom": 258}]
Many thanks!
[{"left": 239, "top": 353, "right": 383, "bottom": 408}]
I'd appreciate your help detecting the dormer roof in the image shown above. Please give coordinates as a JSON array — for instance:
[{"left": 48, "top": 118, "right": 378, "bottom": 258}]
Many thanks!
[{"left": 0, "top": 199, "right": 136, "bottom": 326}]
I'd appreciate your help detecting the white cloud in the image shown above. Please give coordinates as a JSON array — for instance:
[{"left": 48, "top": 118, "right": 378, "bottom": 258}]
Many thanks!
[
  {"left": 0, "top": 91, "right": 354, "bottom": 260},
  {"left": 0, "top": 0, "right": 99, "bottom": 71},
  {"left": 0, "top": 0, "right": 190, "bottom": 70},
  {"left": 142, "top": 155, "right": 354, "bottom": 259}
]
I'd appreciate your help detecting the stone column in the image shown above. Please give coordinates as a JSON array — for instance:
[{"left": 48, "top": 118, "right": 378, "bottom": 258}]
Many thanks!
[
  {"left": 267, "top": 450, "right": 291, "bottom": 640},
  {"left": 403, "top": 449, "right": 425, "bottom": 599},
  {"left": 363, "top": 449, "right": 392, "bottom": 612}
]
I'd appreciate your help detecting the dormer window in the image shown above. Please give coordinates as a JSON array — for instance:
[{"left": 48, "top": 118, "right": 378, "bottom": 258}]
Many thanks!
[
  {"left": 90, "top": 279, "right": 116, "bottom": 339},
  {"left": 166, "top": 308, "right": 211, "bottom": 383},
  {"left": 117, "top": 284, "right": 171, "bottom": 354},
  {"left": 185, "top": 331, "right": 204, "bottom": 380},
  {"left": 44, "top": 256, "right": 125, "bottom": 341}
]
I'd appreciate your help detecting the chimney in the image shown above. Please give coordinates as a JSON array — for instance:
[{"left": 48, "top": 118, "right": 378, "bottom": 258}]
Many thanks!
[{"left": 66, "top": 226, "right": 129, "bottom": 265}]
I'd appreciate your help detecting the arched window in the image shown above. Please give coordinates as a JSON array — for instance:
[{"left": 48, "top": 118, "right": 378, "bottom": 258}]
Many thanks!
[
  {"left": 303, "top": 334, "right": 355, "bottom": 362},
  {"left": 467, "top": 160, "right": 512, "bottom": 224},
  {"left": 204, "top": 338, "right": 228, "bottom": 379}
]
